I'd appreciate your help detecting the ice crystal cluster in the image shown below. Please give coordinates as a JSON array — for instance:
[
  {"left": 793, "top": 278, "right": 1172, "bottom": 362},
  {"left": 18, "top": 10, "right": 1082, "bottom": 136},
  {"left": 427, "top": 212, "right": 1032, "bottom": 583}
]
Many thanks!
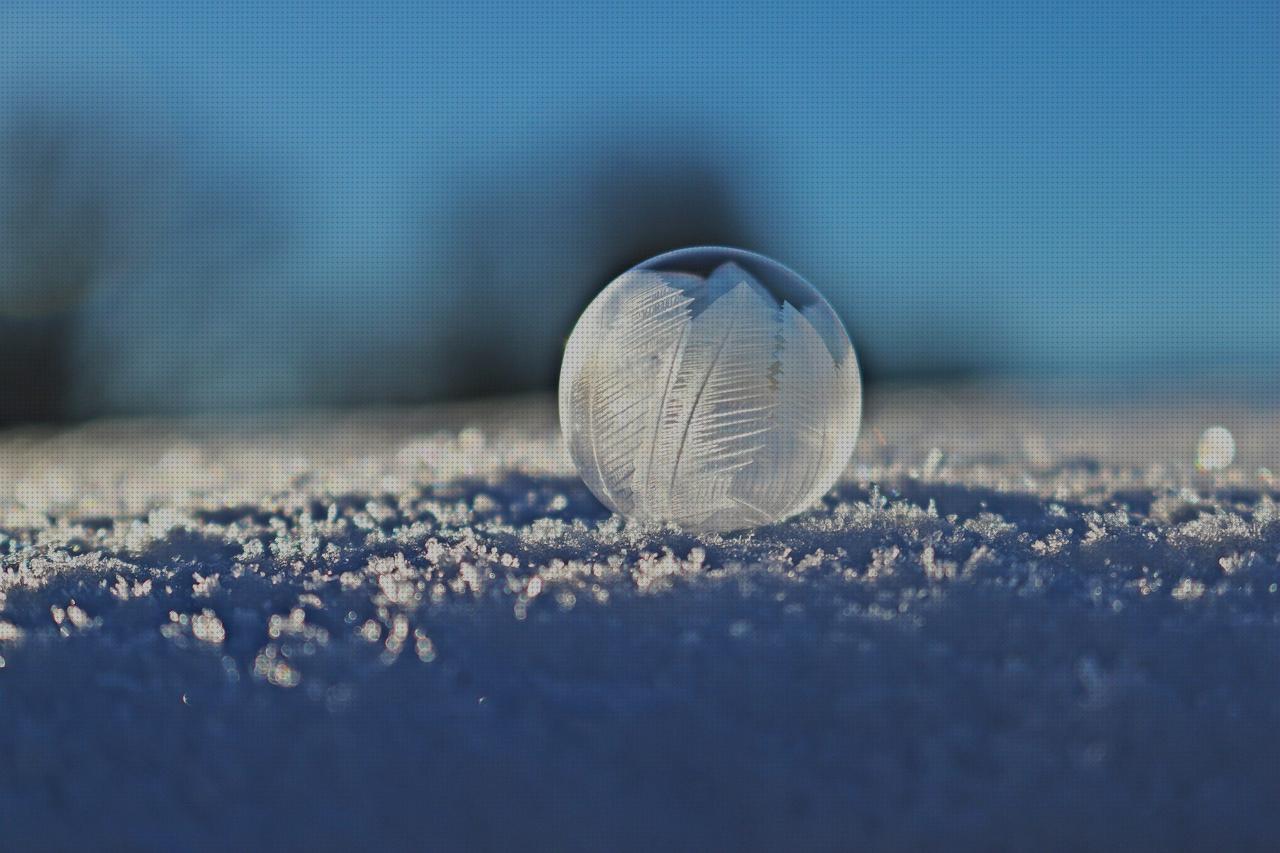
[{"left": 559, "top": 247, "right": 861, "bottom": 532}]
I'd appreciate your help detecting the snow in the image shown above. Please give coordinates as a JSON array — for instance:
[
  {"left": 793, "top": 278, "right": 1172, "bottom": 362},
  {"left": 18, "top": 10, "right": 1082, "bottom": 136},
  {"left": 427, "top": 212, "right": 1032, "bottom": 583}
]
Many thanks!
[{"left": 1, "top": 384, "right": 1279, "bottom": 849}]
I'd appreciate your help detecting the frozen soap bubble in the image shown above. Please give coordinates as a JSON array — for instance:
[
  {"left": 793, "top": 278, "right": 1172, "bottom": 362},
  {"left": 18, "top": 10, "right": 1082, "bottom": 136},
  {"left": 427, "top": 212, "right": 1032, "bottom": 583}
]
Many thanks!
[{"left": 559, "top": 247, "right": 862, "bottom": 533}]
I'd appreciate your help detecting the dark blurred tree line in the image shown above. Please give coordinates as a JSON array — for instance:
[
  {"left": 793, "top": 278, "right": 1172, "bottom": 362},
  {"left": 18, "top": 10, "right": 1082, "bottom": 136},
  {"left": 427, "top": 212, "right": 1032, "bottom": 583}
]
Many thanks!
[{"left": 0, "top": 95, "right": 758, "bottom": 424}]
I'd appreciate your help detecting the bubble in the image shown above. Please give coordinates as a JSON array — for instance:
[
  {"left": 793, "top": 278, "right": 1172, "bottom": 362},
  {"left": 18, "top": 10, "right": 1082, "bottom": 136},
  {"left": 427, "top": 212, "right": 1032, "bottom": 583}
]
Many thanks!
[{"left": 559, "top": 247, "right": 861, "bottom": 533}]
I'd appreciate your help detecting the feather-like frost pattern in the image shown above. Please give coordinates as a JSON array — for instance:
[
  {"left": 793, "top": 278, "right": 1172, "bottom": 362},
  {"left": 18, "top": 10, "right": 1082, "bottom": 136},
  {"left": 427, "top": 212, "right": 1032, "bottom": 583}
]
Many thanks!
[
  {"left": 648, "top": 279, "right": 780, "bottom": 526},
  {"left": 564, "top": 272, "right": 692, "bottom": 514},
  {"left": 560, "top": 258, "right": 861, "bottom": 532},
  {"left": 773, "top": 302, "right": 840, "bottom": 514}
]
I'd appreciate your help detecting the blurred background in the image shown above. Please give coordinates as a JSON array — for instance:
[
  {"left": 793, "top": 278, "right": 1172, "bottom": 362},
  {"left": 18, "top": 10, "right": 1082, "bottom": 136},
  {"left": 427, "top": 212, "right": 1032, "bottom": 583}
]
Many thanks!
[{"left": 0, "top": 0, "right": 1275, "bottom": 424}]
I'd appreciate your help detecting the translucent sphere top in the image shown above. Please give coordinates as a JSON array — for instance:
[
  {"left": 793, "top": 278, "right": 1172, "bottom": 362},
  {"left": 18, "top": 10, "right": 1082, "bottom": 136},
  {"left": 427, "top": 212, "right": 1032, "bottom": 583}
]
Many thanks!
[{"left": 559, "top": 247, "right": 861, "bottom": 533}]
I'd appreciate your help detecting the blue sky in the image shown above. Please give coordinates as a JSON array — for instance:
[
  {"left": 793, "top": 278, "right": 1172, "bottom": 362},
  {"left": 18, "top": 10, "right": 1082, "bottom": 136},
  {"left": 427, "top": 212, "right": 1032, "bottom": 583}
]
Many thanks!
[{"left": 1, "top": 0, "right": 1276, "bottom": 407}]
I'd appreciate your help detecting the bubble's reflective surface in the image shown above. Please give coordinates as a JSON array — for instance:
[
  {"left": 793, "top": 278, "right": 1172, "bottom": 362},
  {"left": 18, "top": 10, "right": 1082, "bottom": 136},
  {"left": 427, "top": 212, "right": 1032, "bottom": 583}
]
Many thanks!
[{"left": 559, "top": 247, "right": 861, "bottom": 532}]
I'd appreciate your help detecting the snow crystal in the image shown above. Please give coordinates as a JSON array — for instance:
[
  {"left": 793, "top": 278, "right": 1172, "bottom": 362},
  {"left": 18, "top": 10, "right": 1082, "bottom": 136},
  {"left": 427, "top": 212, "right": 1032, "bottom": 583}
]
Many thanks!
[
  {"left": 191, "top": 610, "right": 226, "bottom": 645},
  {"left": 1196, "top": 425, "right": 1237, "bottom": 471}
]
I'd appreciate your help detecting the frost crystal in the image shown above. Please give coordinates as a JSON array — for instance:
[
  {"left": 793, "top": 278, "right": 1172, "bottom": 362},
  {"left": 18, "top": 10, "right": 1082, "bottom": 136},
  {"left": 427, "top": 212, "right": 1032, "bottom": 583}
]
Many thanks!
[
  {"left": 559, "top": 247, "right": 861, "bottom": 532},
  {"left": 1195, "top": 425, "right": 1236, "bottom": 471}
]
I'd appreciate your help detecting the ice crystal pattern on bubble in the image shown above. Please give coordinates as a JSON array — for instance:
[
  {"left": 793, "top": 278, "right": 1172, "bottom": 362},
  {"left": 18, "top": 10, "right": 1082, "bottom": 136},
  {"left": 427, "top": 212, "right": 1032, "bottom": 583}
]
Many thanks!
[{"left": 560, "top": 254, "right": 861, "bottom": 532}]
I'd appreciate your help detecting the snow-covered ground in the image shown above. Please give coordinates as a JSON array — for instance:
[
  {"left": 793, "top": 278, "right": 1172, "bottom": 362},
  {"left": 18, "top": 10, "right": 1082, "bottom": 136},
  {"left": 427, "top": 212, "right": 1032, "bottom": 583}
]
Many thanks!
[{"left": 2, "top": 384, "right": 1279, "bottom": 850}]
